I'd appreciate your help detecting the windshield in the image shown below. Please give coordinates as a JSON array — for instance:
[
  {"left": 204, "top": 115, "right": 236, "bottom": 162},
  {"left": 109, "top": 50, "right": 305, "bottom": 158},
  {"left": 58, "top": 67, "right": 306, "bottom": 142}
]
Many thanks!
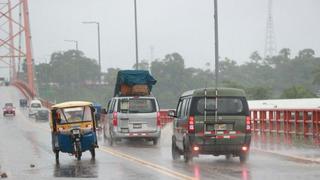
[
  {"left": 57, "top": 106, "right": 93, "bottom": 124},
  {"left": 5, "top": 103, "right": 13, "bottom": 107},
  {"left": 31, "top": 103, "right": 41, "bottom": 108},
  {"left": 190, "top": 97, "right": 249, "bottom": 116},
  {"left": 118, "top": 98, "right": 156, "bottom": 113}
]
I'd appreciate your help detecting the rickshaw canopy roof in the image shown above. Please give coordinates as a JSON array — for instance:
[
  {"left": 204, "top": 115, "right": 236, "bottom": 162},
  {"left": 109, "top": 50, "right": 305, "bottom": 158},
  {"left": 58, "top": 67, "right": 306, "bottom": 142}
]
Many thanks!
[{"left": 52, "top": 101, "right": 93, "bottom": 109}]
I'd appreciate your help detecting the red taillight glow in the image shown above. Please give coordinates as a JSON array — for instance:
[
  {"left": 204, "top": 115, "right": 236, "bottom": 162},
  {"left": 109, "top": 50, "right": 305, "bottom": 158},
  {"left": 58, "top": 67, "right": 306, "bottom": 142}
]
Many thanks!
[
  {"left": 113, "top": 112, "right": 118, "bottom": 126},
  {"left": 157, "top": 112, "right": 161, "bottom": 127},
  {"left": 242, "top": 146, "right": 248, "bottom": 151},
  {"left": 188, "top": 116, "right": 195, "bottom": 133},
  {"left": 246, "top": 116, "right": 251, "bottom": 132},
  {"left": 193, "top": 146, "right": 200, "bottom": 151}
]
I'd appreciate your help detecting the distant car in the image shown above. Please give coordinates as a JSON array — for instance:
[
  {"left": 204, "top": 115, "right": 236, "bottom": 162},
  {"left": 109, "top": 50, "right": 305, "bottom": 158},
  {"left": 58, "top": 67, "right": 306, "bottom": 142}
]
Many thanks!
[
  {"left": 28, "top": 99, "right": 42, "bottom": 117},
  {"left": 35, "top": 108, "right": 49, "bottom": 121},
  {"left": 19, "top": 99, "right": 28, "bottom": 108},
  {"left": 3, "top": 103, "right": 16, "bottom": 116}
]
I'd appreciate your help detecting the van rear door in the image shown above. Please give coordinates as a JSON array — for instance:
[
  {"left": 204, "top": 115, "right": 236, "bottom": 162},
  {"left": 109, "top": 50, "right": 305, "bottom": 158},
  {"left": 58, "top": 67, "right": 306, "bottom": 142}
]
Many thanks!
[
  {"left": 117, "top": 97, "right": 158, "bottom": 133},
  {"left": 191, "top": 97, "right": 249, "bottom": 144}
]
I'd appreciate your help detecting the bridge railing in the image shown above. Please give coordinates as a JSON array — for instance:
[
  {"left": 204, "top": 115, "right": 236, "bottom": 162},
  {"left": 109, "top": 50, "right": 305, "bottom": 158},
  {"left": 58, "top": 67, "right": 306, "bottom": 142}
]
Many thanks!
[
  {"left": 12, "top": 80, "right": 35, "bottom": 100},
  {"left": 251, "top": 108, "right": 320, "bottom": 140}
]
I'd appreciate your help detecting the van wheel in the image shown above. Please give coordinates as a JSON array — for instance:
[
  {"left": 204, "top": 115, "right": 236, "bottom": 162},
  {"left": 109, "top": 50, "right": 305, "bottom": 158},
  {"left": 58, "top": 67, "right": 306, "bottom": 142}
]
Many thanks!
[
  {"left": 184, "top": 150, "right": 193, "bottom": 163},
  {"left": 183, "top": 145, "right": 193, "bottom": 163},
  {"left": 152, "top": 138, "right": 159, "bottom": 146},
  {"left": 103, "top": 126, "right": 107, "bottom": 139},
  {"left": 225, "top": 154, "right": 232, "bottom": 160},
  {"left": 239, "top": 152, "right": 248, "bottom": 163},
  {"left": 172, "top": 141, "right": 180, "bottom": 160},
  {"left": 108, "top": 136, "right": 114, "bottom": 146}
]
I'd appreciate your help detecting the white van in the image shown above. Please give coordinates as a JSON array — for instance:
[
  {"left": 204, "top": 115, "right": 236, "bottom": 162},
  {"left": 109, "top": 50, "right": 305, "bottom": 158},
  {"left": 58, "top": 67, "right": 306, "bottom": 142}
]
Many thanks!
[
  {"left": 28, "top": 99, "right": 42, "bottom": 117},
  {"left": 103, "top": 96, "right": 161, "bottom": 146}
]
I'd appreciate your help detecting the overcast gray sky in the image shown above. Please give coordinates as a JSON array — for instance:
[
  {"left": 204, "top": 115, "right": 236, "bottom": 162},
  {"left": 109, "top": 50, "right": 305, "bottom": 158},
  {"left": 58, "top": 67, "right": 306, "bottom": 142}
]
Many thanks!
[{"left": 28, "top": 0, "right": 320, "bottom": 71}]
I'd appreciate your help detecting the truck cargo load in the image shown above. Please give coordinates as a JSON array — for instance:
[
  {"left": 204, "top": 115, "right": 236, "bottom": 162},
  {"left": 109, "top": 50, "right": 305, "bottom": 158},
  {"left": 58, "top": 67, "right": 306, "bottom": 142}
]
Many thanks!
[{"left": 114, "top": 70, "right": 157, "bottom": 96}]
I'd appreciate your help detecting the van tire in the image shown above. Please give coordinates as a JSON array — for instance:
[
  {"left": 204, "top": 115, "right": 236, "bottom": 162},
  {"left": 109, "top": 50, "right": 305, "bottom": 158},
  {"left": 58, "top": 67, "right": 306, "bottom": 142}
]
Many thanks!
[
  {"left": 172, "top": 141, "right": 180, "bottom": 160},
  {"left": 183, "top": 149, "right": 193, "bottom": 163},
  {"left": 225, "top": 154, "right": 232, "bottom": 160},
  {"left": 183, "top": 143, "right": 193, "bottom": 162},
  {"left": 108, "top": 136, "right": 114, "bottom": 146},
  {"left": 103, "top": 126, "right": 107, "bottom": 139},
  {"left": 239, "top": 152, "right": 248, "bottom": 163},
  {"left": 152, "top": 138, "right": 159, "bottom": 146}
]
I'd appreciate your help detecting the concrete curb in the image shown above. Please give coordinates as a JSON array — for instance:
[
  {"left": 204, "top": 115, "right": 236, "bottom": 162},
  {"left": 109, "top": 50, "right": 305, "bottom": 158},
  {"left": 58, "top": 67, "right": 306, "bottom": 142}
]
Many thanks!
[{"left": 252, "top": 147, "right": 320, "bottom": 164}]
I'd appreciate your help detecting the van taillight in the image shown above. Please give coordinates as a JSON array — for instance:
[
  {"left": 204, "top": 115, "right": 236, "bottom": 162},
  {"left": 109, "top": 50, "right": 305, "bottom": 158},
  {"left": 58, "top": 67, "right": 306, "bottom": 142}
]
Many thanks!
[
  {"left": 113, "top": 112, "right": 118, "bottom": 127},
  {"left": 188, "top": 116, "right": 195, "bottom": 133},
  {"left": 157, "top": 112, "right": 161, "bottom": 127},
  {"left": 246, "top": 116, "right": 251, "bottom": 132}
]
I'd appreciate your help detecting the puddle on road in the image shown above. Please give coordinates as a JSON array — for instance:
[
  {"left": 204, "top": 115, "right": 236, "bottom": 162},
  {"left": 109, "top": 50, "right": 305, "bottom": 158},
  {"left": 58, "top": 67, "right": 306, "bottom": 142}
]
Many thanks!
[{"left": 54, "top": 159, "right": 98, "bottom": 178}]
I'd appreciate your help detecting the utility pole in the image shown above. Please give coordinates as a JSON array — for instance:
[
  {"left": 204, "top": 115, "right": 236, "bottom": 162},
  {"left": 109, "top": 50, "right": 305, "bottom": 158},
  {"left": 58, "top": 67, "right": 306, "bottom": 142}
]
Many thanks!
[
  {"left": 82, "top": 21, "right": 102, "bottom": 83},
  {"left": 134, "top": 0, "right": 139, "bottom": 70},
  {"left": 64, "top": 40, "right": 79, "bottom": 51},
  {"left": 214, "top": 0, "right": 219, "bottom": 88}
]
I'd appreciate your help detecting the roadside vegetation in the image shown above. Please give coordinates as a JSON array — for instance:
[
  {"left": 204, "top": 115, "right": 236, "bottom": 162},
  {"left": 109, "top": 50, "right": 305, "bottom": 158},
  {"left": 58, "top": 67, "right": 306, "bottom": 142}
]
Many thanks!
[{"left": 26, "top": 48, "right": 320, "bottom": 108}]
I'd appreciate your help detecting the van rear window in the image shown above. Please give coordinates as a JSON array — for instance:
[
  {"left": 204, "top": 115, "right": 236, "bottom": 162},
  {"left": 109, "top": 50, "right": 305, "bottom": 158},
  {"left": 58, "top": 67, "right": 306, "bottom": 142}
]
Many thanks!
[
  {"left": 118, "top": 99, "right": 156, "bottom": 113},
  {"left": 31, "top": 103, "right": 41, "bottom": 108},
  {"left": 190, "top": 97, "right": 249, "bottom": 116}
]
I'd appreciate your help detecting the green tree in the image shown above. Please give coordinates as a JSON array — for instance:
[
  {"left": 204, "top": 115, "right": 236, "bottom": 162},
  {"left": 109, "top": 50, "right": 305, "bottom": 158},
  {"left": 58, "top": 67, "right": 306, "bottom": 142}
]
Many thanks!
[
  {"left": 280, "top": 85, "right": 316, "bottom": 99},
  {"left": 133, "top": 60, "right": 149, "bottom": 70},
  {"left": 298, "top": 49, "right": 315, "bottom": 59},
  {"left": 49, "top": 50, "right": 99, "bottom": 85},
  {"left": 246, "top": 86, "right": 273, "bottom": 100}
]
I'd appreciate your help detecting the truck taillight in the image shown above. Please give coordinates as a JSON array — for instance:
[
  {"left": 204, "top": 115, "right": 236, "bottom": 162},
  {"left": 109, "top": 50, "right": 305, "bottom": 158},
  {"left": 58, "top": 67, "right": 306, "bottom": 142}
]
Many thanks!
[
  {"left": 113, "top": 112, "right": 118, "bottom": 127},
  {"left": 188, "top": 116, "right": 195, "bottom": 133},
  {"left": 246, "top": 116, "right": 251, "bottom": 132},
  {"left": 157, "top": 112, "right": 161, "bottom": 127}
]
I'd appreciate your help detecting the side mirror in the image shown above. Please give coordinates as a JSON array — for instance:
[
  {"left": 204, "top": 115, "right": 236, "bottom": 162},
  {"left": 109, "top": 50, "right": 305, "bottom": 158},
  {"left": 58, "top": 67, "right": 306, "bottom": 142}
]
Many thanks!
[
  {"left": 101, "top": 108, "right": 108, "bottom": 114},
  {"left": 167, "top": 110, "right": 176, "bottom": 117}
]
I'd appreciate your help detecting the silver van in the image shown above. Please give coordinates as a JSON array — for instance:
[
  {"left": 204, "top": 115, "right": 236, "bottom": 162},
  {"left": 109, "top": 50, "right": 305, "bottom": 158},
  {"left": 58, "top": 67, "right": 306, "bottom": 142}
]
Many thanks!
[
  {"left": 28, "top": 99, "right": 42, "bottom": 117},
  {"left": 102, "top": 96, "right": 161, "bottom": 146}
]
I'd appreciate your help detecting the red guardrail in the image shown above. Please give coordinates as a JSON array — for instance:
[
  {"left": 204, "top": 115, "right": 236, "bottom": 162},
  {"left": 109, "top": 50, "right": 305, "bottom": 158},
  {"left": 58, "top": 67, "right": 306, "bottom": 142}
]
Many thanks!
[
  {"left": 250, "top": 109, "right": 320, "bottom": 145},
  {"left": 159, "top": 109, "right": 174, "bottom": 127},
  {"left": 12, "top": 81, "right": 34, "bottom": 100}
]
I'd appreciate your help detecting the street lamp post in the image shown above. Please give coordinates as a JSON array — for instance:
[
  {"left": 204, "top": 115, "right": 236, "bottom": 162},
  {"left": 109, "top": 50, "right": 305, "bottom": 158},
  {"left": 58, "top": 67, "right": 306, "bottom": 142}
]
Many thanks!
[
  {"left": 134, "top": 0, "right": 139, "bottom": 70},
  {"left": 214, "top": 0, "right": 219, "bottom": 88},
  {"left": 64, "top": 40, "right": 78, "bottom": 51},
  {"left": 82, "top": 21, "right": 102, "bottom": 83}
]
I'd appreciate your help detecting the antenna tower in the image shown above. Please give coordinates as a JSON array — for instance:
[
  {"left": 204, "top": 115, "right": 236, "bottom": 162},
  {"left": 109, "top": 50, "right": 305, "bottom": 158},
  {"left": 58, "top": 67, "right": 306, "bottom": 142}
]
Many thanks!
[{"left": 264, "top": 0, "right": 277, "bottom": 58}]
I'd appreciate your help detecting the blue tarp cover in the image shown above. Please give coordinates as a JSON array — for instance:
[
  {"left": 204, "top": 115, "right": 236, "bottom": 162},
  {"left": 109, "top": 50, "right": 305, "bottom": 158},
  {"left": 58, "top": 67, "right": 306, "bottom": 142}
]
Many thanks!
[{"left": 114, "top": 70, "right": 157, "bottom": 96}]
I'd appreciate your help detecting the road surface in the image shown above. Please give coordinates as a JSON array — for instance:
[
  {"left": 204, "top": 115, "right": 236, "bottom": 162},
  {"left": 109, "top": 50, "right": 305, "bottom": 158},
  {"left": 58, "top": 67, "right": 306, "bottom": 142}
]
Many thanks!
[{"left": 0, "top": 86, "right": 320, "bottom": 180}]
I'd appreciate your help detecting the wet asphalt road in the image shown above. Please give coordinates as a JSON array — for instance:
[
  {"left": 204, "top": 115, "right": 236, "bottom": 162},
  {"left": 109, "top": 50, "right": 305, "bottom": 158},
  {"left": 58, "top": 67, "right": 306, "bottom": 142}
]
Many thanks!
[{"left": 1, "top": 86, "right": 320, "bottom": 180}]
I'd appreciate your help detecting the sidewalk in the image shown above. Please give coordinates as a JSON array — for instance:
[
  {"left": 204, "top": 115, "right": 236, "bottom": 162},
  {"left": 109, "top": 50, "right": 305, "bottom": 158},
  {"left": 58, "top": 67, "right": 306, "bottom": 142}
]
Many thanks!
[{"left": 252, "top": 137, "right": 320, "bottom": 163}]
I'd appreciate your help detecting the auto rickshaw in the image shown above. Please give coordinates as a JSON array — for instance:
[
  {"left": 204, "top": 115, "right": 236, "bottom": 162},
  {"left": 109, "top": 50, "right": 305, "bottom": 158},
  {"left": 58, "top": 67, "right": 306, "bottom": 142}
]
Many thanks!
[{"left": 50, "top": 101, "right": 98, "bottom": 163}]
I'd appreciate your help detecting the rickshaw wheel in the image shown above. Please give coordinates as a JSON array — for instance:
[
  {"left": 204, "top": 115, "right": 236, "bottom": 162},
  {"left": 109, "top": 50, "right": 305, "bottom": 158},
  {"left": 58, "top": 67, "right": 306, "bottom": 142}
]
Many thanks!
[
  {"left": 90, "top": 148, "right": 96, "bottom": 159},
  {"left": 55, "top": 151, "right": 59, "bottom": 163},
  {"left": 76, "top": 152, "right": 82, "bottom": 161}
]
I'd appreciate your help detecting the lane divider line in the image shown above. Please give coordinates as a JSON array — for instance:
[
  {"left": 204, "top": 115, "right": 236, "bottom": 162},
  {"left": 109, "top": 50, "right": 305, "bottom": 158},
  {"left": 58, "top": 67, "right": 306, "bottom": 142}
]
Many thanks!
[
  {"left": 21, "top": 116, "right": 194, "bottom": 180},
  {"left": 100, "top": 147, "right": 194, "bottom": 180}
]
